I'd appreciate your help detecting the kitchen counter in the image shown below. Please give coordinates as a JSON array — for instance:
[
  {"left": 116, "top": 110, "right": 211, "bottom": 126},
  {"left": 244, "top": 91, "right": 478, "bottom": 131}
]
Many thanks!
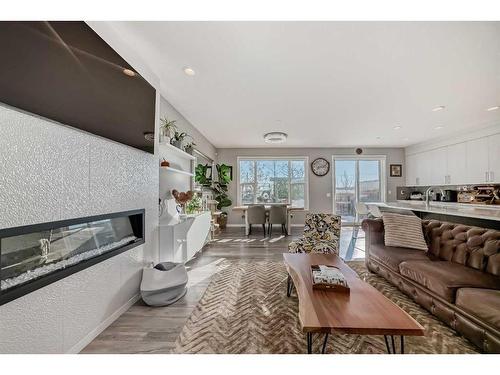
[{"left": 369, "top": 201, "right": 500, "bottom": 222}]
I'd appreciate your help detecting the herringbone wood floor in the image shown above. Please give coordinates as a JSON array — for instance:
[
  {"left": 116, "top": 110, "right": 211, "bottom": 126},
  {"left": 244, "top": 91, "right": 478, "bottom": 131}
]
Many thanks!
[
  {"left": 173, "top": 259, "right": 478, "bottom": 354},
  {"left": 82, "top": 227, "right": 364, "bottom": 353}
]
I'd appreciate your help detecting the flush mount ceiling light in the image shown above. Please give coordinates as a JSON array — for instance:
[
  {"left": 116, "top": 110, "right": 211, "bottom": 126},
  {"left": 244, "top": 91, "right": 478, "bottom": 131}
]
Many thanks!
[
  {"left": 432, "top": 106, "right": 445, "bottom": 112},
  {"left": 393, "top": 126, "right": 402, "bottom": 130},
  {"left": 376, "top": 136, "right": 382, "bottom": 140},
  {"left": 264, "top": 132, "right": 287, "bottom": 144},
  {"left": 183, "top": 67, "right": 196, "bottom": 76},
  {"left": 122, "top": 68, "right": 136, "bottom": 77},
  {"left": 486, "top": 106, "right": 499, "bottom": 111},
  {"left": 434, "top": 125, "right": 444, "bottom": 130}
]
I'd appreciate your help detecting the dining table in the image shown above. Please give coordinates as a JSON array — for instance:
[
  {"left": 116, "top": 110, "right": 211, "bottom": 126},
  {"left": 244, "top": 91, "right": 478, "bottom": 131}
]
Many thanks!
[{"left": 232, "top": 205, "right": 308, "bottom": 235}]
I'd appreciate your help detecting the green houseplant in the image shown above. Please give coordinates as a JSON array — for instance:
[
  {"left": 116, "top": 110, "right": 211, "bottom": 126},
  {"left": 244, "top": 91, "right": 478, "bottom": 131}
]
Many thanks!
[
  {"left": 184, "top": 135, "right": 196, "bottom": 155},
  {"left": 213, "top": 164, "right": 233, "bottom": 211},
  {"left": 160, "top": 117, "right": 177, "bottom": 143},
  {"left": 195, "top": 164, "right": 212, "bottom": 187},
  {"left": 186, "top": 193, "right": 202, "bottom": 214},
  {"left": 171, "top": 131, "right": 187, "bottom": 149}
]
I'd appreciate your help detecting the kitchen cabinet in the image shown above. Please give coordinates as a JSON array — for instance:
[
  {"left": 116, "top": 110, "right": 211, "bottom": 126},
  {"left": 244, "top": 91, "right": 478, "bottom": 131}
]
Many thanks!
[
  {"left": 466, "top": 138, "right": 489, "bottom": 184},
  {"left": 415, "top": 151, "right": 431, "bottom": 186},
  {"left": 406, "top": 153, "right": 417, "bottom": 186},
  {"left": 429, "top": 147, "right": 447, "bottom": 185},
  {"left": 405, "top": 132, "right": 499, "bottom": 187},
  {"left": 446, "top": 142, "right": 467, "bottom": 184},
  {"left": 488, "top": 133, "right": 500, "bottom": 183}
]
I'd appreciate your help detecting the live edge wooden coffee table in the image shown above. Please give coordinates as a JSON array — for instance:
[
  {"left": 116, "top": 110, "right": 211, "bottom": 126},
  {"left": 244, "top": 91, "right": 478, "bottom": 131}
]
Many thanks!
[{"left": 283, "top": 253, "right": 424, "bottom": 354}]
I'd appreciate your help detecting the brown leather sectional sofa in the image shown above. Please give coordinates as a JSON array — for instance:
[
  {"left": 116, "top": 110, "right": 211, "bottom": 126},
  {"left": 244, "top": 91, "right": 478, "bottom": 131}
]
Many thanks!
[{"left": 362, "top": 218, "right": 500, "bottom": 353}]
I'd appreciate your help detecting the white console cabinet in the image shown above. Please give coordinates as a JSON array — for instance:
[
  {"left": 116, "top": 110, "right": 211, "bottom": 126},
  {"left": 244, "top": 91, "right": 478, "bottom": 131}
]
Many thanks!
[{"left": 159, "top": 211, "right": 211, "bottom": 263}]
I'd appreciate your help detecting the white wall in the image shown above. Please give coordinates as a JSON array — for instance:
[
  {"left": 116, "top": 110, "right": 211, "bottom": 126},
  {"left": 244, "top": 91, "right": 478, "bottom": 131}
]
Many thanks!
[
  {"left": 217, "top": 147, "right": 405, "bottom": 226},
  {"left": 0, "top": 104, "right": 159, "bottom": 353},
  {"left": 160, "top": 96, "right": 217, "bottom": 161}
]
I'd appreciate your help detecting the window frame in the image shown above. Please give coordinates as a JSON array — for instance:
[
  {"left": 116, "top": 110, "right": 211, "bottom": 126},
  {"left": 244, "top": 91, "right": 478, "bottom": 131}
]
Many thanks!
[{"left": 237, "top": 156, "right": 309, "bottom": 209}]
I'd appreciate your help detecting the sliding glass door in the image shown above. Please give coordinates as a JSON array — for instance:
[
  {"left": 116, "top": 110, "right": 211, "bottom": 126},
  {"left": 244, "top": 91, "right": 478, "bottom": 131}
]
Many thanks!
[{"left": 333, "top": 156, "right": 385, "bottom": 225}]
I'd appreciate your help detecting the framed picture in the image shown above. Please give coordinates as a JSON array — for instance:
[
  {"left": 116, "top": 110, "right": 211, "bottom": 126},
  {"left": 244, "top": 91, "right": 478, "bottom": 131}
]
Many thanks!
[{"left": 390, "top": 164, "right": 402, "bottom": 177}]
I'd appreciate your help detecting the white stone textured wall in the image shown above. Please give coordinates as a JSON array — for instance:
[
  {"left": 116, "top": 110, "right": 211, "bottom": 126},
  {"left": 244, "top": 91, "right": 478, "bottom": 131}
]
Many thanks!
[{"left": 0, "top": 104, "right": 159, "bottom": 353}]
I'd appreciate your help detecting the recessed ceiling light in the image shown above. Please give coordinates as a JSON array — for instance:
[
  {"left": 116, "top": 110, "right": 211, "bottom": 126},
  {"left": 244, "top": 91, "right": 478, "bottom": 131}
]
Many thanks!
[
  {"left": 393, "top": 126, "right": 402, "bottom": 130},
  {"left": 486, "top": 106, "right": 499, "bottom": 111},
  {"left": 376, "top": 136, "right": 382, "bottom": 140},
  {"left": 264, "top": 132, "right": 287, "bottom": 144},
  {"left": 122, "top": 68, "right": 136, "bottom": 77},
  {"left": 434, "top": 126, "right": 444, "bottom": 130},
  {"left": 432, "top": 106, "right": 445, "bottom": 112},
  {"left": 183, "top": 67, "right": 196, "bottom": 76}
]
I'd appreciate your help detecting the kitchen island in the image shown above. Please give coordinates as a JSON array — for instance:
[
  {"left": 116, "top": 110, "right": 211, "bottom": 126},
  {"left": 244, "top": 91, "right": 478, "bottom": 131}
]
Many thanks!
[{"left": 368, "top": 201, "right": 500, "bottom": 229}]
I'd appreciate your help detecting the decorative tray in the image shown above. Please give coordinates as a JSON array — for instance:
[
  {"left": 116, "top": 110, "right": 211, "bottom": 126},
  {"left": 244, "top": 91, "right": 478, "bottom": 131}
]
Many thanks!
[{"left": 311, "top": 265, "right": 350, "bottom": 293}]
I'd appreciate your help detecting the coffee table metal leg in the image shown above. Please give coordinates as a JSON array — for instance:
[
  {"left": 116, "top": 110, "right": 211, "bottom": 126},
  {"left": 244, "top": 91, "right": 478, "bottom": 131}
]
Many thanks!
[
  {"left": 384, "top": 335, "right": 405, "bottom": 354},
  {"left": 322, "top": 334, "right": 329, "bottom": 354},
  {"left": 286, "top": 274, "right": 293, "bottom": 297},
  {"left": 307, "top": 332, "right": 312, "bottom": 354},
  {"left": 384, "top": 335, "right": 392, "bottom": 353}
]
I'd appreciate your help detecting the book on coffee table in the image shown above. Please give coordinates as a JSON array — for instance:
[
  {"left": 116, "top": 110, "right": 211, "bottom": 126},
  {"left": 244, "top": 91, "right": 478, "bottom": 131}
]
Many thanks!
[{"left": 311, "top": 265, "right": 350, "bottom": 293}]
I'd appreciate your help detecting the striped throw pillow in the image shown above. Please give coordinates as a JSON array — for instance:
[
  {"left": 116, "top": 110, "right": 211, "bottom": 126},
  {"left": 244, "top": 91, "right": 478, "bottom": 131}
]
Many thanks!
[{"left": 382, "top": 212, "right": 428, "bottom": 251}]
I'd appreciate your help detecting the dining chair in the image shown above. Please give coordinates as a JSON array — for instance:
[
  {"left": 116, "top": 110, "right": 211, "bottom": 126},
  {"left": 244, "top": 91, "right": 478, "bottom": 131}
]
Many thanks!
[
  {"left": 246, "top": 205, "right": 267, "bottom": 236},
  {"left": 353, "top": 202, "right": 369, "bottom": 240},
  {"left": 268, "top": 205, "right": 288, "bottom": 235}
]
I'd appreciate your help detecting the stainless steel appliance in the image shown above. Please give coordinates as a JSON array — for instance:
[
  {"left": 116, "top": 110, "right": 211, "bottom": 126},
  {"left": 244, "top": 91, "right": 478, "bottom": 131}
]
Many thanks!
[{"left": 440, "top": 190, "right": 457, "bottom": 202}]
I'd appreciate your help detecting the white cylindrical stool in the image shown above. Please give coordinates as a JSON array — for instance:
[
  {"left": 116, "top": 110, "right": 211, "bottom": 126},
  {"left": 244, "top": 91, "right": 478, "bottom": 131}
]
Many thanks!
[{"left": 140, "top": 262, "right": 188, "bottom": 306}]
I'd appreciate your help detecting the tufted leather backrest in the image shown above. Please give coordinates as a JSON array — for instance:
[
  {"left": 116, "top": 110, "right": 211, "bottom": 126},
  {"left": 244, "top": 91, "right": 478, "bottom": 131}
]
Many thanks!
[{"left": 422, "top": 220, "right": 500, "bottom": 276}]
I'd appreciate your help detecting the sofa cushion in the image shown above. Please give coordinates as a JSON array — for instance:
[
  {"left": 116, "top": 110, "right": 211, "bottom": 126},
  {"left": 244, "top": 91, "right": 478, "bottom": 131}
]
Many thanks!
[
  {"left": 455, "top": 288, "right": 500, "bottom": 330},
  {"left": 382, "top": 213, "right": 428, "bottom": 251},
  {"left": 399, "top": 260, "right": 500, "bottom": 303},
  {"left": 369, "top": 243, "right": 430, "bottom": 272}
]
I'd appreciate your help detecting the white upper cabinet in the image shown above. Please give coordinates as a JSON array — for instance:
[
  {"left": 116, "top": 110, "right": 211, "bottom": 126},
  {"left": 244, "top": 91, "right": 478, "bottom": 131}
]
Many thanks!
[
  {"left": 446, "top": 142, "right": 467, "bottom": 185},
  {"left": 415, "top": 152, "right": 431, "bottom": 186},
  {"left": 429, "top": 147, "right": 447, "bottom": 185},
  {"left": 405, "top": 131, "right": 499, "bottom": 186},
  {"left": 465, "top": 137, "right": 489, "bottom": 184},
  {"left": 488, "top": 133, "right": 500, "bottom": 183},
  {"left": 406, "top": 153, "right": 417, "bottom": 186}
]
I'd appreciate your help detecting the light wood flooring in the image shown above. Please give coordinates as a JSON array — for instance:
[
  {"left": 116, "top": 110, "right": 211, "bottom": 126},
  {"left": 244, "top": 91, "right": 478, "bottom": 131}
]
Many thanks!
[{"left": 81, "top": 226, "right": 365, "bottom": 354}]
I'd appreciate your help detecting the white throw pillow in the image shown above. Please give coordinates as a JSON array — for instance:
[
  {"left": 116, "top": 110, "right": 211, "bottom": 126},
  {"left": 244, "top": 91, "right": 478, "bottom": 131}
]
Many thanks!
[{"left": 382, "top": 212, "right": 428, "bottom": 251}]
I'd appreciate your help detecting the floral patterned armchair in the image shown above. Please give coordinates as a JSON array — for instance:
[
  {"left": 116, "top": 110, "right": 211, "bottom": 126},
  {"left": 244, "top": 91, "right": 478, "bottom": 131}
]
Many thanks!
[{"left": 288, "top": 213, "right": 341, "bottom": 255}]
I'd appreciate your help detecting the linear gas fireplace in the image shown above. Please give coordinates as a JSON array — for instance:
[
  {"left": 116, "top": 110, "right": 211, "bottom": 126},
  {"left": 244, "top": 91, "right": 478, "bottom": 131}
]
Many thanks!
[{"left": 0, "top": 209, "right": 145, "bottom": 305}]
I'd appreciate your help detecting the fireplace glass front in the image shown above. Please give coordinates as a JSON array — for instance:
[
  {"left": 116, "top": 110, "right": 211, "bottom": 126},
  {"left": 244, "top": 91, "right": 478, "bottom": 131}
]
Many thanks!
[{"left": 0, "top": 210, "right": 144, "bottom": 304}]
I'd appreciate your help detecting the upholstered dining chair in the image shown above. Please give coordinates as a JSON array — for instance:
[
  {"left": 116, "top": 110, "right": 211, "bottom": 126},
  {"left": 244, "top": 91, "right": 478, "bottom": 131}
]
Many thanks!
[
  {"left": 288, "top": 213, "right": 341, "bottom": 255},
  {"left": 268, "top": 205, "right": 288, "bottom": 235},
  {"left": 246, "top": 205, "right": 267, "bottom": 236}
]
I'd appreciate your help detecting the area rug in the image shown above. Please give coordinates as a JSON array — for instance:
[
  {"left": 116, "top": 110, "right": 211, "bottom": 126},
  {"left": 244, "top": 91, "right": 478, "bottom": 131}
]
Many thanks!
[{"left": 172, "top": 259, "right": 479, "bottom": 354}]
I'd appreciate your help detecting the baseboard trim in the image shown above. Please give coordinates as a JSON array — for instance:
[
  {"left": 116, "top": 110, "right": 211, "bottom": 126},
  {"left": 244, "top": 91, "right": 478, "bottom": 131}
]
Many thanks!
[{"left": 68, "top": 293, "right": 141, "bottom": 354}]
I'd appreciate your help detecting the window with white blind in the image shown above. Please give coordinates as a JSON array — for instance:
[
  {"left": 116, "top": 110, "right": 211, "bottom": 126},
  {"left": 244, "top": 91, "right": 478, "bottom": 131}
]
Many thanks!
[{"left": 237, "top": 157, "right": 308, "bottom": 208}]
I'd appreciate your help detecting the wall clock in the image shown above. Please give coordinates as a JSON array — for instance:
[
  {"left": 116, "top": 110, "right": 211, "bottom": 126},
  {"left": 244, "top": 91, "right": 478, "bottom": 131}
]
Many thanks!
[{"left": 311, "top": 158, "right": 330, "bottom": 176}]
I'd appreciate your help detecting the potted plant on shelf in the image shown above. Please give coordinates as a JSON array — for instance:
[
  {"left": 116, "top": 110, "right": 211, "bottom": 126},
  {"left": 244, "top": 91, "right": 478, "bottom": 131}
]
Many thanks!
[
  {"left": 184, "top": 135, "right": 196, "bottom": 155},
  {"left": 160, "top": 117, "right": 177, "bottom": 144},
  {"left": 186, "top": 193, "right": 202, "bottom": 214},
  {"left": 170, "top": 131, "right": 187, "bottom": 149}
]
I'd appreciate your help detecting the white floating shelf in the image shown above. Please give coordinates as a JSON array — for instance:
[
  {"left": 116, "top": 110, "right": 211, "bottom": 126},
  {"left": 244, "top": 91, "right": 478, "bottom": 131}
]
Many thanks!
[
  {"left": 158, "top": 142, "right": 196, "bottom": 160},
  {"left": 160, "top": 166, "right": 194, "bottom": 177}
]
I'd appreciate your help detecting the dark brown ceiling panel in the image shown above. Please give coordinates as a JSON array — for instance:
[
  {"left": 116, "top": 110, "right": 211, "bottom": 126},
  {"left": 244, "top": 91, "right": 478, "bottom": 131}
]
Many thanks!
[{"left": 0, "top": 21, "right": 156, "bottom": 153}]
